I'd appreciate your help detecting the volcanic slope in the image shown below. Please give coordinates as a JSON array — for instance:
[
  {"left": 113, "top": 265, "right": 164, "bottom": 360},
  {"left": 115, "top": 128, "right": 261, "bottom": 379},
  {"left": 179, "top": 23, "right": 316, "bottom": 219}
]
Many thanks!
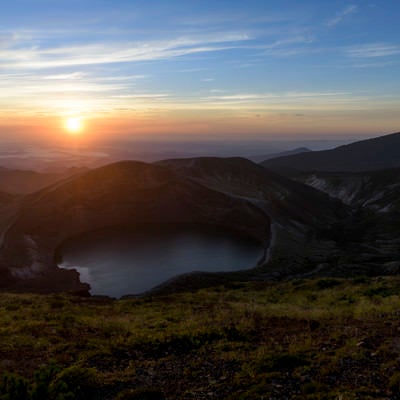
[
  {"left": 157, "top": 157, "right": 345, "bottom": 228},
  {"left": 262, "top": 131, "right": 400, "bottom": 173},
  {"left": 158, "top": 157, "right": 349, "bottom": 279},
  {"left": 0, "top": 166, "right": 87, "bottom": 195},
  {"left": 0, "top": 160, "right": 271, "bottom": 292},
  {"left": 290, "top": 167, "right": 400, "bottom": 273},
  {"left": 0, "top": 158, "right": 355, "bottom": 292},
  {"left": 296, "top": 167, "right": 400, "bottom": 211}
]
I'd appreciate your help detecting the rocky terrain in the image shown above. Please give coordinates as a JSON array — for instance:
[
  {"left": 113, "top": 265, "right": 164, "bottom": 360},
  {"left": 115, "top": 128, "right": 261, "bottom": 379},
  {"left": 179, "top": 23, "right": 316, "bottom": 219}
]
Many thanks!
[
  {"left": 279, "top": 169, "right": 400, "bottom": 279},
  {"left": 294, "top": 167, "right": 400, "bottom": 212}
]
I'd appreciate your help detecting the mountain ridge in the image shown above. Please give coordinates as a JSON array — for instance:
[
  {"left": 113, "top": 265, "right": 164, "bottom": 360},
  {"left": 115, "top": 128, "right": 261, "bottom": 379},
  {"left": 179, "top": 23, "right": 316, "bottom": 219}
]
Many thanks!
[
  {"left": 0, "top": 158, "right": 348, "bottom": 293},
  {"left": 262, "top": 131, "right": 400, "bottom": 172}
]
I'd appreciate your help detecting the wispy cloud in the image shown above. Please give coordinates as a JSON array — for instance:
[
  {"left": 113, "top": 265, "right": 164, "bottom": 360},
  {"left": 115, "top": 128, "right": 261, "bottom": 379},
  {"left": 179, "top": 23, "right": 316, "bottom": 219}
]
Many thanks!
[
  {"left": 259, "top": 34, "right": 315, "bottom": 57},
  {"left": 0, "top": 72, "right": 149, "bottom": 109},
  {"left": 326, "top": 5, "right": 358, "bottom": 27},
  {"left": 0, "top": 80, "right": 124, "bottom": 96},
  {"left": 205, "top": 91, "right": 352, "bottom": 102},
  {"left": 99, "top": 75, "right": 148, "bottom": 82},
  {"left": 43, "top": 72, "right": 86, "bottom": 80},
  {"left": 0, "top": 33, "right": 251, "bottom": 70},
  {"left": 209, "top": 89, "right": 226, "bottom": 93},
  {"left": 112, "top": 93, "right": 169, "bottom": 99},
  {"left": 0, "top": 31, "right": 18, "bottom": 48},
  {"left": 347, "top": 43, "right": 400, "bottom": 58}
]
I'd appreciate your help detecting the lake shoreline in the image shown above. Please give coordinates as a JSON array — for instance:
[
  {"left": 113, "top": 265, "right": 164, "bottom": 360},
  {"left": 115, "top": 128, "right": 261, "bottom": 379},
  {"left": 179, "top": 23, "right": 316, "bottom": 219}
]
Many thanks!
[{"left": 59, "top": 224, "right": 265, "bottom": 298}]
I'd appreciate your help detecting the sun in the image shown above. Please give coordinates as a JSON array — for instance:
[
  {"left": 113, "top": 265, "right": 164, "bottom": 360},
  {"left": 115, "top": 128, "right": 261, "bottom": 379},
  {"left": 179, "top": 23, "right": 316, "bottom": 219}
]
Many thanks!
[{"left": 65, "top": 117, "right": 84, "bottom": 134}]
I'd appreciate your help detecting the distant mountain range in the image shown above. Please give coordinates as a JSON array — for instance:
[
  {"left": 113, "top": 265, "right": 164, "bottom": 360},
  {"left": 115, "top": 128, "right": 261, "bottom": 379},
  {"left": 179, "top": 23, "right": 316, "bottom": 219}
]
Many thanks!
[{"left": 262, "top": 131, "right": 400, "bottom": 172}]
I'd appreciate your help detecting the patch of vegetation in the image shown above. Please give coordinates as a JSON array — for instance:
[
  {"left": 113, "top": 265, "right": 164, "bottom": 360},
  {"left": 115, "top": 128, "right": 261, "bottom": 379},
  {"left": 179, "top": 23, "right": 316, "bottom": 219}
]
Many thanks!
[
  {"left": 0, "top": 364, "right": 98, "bottom": 400},
  {"left": 1, "top": 277, "right": 400, "bottom": 398},
  {"left": 363, "top": 285, "right": 397, "bottom": 298}
]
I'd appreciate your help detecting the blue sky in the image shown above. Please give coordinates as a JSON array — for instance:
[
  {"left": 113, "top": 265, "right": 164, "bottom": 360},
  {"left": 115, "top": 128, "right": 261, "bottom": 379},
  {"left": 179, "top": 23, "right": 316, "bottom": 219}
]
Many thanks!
[{"left": 1, "top": 0, "right": 400, "bottom": 140}]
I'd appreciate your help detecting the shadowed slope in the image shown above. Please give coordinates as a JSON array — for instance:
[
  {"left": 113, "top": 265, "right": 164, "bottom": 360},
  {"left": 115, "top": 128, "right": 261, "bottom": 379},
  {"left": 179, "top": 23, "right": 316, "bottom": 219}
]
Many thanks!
[
  {"left": 0, "top": 166, "right": 87, "bottom": 194},
  {"left": 297, "top": 167, "right": 400, "bottom": 212},
  {"left": 157, "top": 157, "right": 351, "bottom": 280},
  {"left": 262, "top": 132, "right": 400, "bottom": 172},
  {"left": 158, "top": 157, "right": 346, "bottom": 229}
]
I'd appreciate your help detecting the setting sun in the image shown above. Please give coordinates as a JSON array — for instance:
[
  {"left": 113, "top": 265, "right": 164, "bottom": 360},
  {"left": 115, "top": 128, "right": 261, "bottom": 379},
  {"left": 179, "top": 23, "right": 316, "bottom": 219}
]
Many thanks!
[{"left": 65, "top": 117, "right": 83, "bottom": 134}]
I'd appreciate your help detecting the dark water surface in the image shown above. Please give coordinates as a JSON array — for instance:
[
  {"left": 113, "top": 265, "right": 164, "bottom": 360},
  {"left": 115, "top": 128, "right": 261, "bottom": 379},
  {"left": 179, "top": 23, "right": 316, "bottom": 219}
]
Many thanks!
[{"left": 58, "top": 226, "right": 264, "bottom": 297}]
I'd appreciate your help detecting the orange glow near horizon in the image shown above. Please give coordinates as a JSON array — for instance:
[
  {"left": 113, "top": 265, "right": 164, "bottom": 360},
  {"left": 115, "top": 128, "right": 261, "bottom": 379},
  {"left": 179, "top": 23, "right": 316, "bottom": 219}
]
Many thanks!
[{"left": 0, "top": 105, "right": 399, "bottom": 143}]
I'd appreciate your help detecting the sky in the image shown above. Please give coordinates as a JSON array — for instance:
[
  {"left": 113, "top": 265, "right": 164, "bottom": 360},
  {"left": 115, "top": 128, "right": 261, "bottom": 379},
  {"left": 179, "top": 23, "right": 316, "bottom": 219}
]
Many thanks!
[{"left": 1, "top": 0, "right": 400, "bottom": 142}]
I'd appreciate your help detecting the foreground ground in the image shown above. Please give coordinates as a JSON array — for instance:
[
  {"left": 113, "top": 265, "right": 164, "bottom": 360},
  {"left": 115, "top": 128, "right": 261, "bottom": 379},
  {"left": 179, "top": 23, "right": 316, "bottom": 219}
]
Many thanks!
[{"left": 1, "top": 277, "right": 400, "bottom": 399}]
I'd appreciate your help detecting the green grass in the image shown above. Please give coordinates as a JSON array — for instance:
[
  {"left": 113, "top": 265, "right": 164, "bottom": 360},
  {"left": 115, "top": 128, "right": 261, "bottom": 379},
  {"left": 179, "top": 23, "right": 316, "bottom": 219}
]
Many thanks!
[{"left": 1, "top": 277, "right": 400, "bottom": 399}]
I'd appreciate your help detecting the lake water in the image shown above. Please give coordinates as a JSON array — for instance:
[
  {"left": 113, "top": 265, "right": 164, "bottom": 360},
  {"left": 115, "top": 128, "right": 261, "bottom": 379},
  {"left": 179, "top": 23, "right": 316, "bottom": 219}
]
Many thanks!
[{"left": 58, "top": 226, "right": 264, "bottom": 297}]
